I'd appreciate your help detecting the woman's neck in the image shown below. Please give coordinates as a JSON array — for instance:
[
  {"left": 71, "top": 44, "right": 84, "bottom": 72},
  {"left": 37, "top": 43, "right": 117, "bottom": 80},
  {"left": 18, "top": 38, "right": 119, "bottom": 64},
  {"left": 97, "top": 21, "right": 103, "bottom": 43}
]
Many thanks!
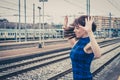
[{"left": 81, "top": 32, "right": 89, "bottom": 38}]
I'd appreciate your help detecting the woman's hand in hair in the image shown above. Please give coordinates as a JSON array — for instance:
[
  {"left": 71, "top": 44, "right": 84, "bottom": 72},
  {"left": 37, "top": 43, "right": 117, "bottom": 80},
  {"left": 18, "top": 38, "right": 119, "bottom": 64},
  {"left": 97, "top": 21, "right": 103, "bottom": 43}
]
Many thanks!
[
  {"left": 62, "top": 16, "right": 69, "bottom": 30},
  {"left": 84, "top": 17, "right": 94, "bottom": 33}
]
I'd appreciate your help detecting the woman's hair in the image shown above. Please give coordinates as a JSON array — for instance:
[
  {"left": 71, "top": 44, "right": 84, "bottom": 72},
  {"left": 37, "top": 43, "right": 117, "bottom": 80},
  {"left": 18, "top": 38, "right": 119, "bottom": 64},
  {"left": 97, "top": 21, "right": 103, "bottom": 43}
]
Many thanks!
[{"left": 71, "top": 15, "right": 97, "bottom": 32}]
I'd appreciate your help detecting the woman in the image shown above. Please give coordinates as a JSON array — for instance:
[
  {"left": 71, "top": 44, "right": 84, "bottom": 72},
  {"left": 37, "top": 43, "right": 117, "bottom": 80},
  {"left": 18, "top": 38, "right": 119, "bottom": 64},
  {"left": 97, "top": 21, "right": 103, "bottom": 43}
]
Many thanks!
[{"left": 63, "top": 15, "right": 101, "bottom": 80}]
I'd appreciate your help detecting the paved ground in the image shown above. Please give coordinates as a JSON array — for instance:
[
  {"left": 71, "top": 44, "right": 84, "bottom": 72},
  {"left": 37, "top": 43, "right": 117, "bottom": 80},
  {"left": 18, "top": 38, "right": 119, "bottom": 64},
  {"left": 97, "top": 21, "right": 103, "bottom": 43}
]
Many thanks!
[
  {"left": 93, "top": 55, "right": 120, "bottom": 80},
  {"left": 0, "top": 38, "right": 118, "bottom": 60},
  {"left": 0, "top": 42, "right": 70, "bottom": 60}
]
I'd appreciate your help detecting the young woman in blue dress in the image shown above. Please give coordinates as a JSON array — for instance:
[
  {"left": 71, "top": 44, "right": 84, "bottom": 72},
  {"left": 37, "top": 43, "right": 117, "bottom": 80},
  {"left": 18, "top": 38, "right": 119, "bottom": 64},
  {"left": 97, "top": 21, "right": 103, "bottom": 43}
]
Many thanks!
[{"left": 63, "top": 15, "right": 101, "bottom": 80}]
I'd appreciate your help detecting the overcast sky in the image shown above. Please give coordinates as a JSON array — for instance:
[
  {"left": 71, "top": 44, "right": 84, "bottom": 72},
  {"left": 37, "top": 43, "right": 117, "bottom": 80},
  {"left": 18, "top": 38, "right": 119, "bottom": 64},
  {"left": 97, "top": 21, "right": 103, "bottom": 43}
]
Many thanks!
[{"left": 0, "top": 0, "right": 120, "bottom": 24}]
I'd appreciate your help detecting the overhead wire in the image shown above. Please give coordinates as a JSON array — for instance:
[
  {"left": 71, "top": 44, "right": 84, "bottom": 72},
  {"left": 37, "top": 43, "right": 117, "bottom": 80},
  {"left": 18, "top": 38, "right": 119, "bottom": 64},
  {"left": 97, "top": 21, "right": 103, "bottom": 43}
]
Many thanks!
[
  {"left": 0, "top": 0, "right": 18, "bottom": 6},
  {"left": 63, "top": 0, "right": 109, "bottom": 16},
  {"left": 107, "top": 0, "right": 120, "bottom": 12},
  {"left": 1, "top": 0, "right": 120, "bottom": 22},
  {"left": 63, "top": 0, "right": 86, "bottom": 10},
  {"left": 90, "top": 0, "right": 117, "bottom": 16},
  {"left": 0, "top": 0, "right": 34, "bottom": 14},
  {"left": 112, "top": 0, "right": 120, "bottom": 7},
  {"left": 0, "top": 5, "right": 18, "bottom": 11},
  {"left": 0, "top": 0, "right": 40, "bottom": 18},
  {"left": 0, "top": 14, "right": 50, "bottom": 17},
  {"left": 74, "top": 0, "right": 120, "bottom": 17},
  {"left": 98, "top": 0, "right": 120, "bottom": 17},
  {"left": 0, "top": 0, "right": 32, "bottom": 10}
]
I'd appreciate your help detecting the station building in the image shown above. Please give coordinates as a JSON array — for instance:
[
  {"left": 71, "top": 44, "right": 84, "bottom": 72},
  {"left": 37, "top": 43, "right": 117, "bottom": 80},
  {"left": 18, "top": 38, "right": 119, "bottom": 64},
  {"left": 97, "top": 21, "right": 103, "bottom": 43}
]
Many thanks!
[{"left": 93, "top": 16, "right": 120, "bottom": 38}]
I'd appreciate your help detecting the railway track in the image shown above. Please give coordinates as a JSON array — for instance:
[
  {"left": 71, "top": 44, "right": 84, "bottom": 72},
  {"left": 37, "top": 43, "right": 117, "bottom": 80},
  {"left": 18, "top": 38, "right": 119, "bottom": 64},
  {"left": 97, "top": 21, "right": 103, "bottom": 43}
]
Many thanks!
[
  {"left": 0, "top": 39, "right": 120, "bottom": 80},
  {"left": 52, "top": 52, "right": 120, "bottom": 80},
  {"left": 48, "top": 43, "right": 120, "bottom": 80},
  {"left": 0, "top": 38, "right": 119, "bottom": 65}
]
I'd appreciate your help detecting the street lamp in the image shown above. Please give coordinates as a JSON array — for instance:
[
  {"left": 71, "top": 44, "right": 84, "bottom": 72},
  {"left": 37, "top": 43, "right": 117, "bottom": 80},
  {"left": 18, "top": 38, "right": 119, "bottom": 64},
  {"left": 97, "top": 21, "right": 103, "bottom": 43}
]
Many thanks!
[
  {"left": 109, "top": 12, "right": 112, "bottom": 38},
  {"left": 39, "top": 0, "right": 48, "bottom": 47},
  {"left": 24, "top": 0, "right": 27, "bottom": 42},
  {"left": 38, "top": 6, "right": 42, "bottom": 48},
  {"left": 18, "top": 0, "right": 21, "bottom": 42},
  {"left": 13, "top": 14, "right": 18, "bottom": 42}
]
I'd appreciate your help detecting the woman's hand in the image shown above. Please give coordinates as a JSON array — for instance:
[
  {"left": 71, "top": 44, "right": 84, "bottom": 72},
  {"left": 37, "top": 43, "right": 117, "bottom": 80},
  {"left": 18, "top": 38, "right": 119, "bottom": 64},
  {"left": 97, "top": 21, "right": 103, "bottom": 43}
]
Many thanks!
[
  {"left": 62, "top": 16, "right": 68, "bottom": 30},
  {"left": 84, "top": 17, "right": 94, "bottom": 33}
]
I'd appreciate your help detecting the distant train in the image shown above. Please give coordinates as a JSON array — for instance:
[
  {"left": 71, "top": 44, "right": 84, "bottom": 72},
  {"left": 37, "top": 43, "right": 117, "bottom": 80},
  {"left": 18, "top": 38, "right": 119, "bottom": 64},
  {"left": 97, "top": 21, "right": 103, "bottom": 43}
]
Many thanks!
[
  {"left": 0, "top": 29, "right": 64, "bottom": 41},
  {"left": 1, "top": 28, "right": 119, "bottom": 41}
]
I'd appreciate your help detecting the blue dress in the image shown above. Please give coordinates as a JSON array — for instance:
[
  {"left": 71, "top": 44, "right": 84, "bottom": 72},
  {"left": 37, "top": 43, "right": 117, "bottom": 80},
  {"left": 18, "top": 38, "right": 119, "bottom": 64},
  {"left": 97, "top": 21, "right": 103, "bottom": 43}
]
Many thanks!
[{"left": 70, "top": 37, "right": 94, "bottom": 80}]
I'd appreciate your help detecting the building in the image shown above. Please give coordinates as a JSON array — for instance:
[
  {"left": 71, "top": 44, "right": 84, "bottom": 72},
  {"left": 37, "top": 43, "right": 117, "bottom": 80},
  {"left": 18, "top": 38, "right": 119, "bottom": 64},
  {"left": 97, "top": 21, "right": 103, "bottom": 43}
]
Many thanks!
[{"left": 93, "top": 16, "right": 120, "bottom": 38}]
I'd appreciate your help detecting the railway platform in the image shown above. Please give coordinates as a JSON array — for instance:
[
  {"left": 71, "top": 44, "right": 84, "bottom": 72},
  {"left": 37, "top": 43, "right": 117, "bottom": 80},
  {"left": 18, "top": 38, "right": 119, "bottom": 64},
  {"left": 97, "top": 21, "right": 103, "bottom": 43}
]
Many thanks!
[
  {"left": 0, "top": 38, "right": 67, "bottom": 46},
  {"left": 0, "top": 37, "right": 119, "bottom": 61},
  {"left": 0, "top": 41, "right": 70, "bottom": 61}
]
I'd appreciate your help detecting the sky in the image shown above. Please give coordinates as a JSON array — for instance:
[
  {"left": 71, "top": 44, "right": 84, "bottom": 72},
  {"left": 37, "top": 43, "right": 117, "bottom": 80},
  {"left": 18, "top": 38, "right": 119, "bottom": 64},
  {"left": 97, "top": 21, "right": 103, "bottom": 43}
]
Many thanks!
[{"left": 0, "top": 0, "right": 120, "bottom": 24}]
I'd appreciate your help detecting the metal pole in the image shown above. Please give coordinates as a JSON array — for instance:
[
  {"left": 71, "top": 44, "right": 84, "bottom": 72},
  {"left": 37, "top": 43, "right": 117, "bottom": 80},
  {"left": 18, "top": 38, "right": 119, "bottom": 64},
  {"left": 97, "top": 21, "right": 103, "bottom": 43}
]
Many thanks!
[
  {"left": 33, "top": 4, "right": 35, "bottom": 40},
  {"left": 89, "top": 0, "right": 90, "bottom": 16},
  {"left": 18, "top": 0, "right": 21, "bottom": 42},
  {"left": 15, "top": 20, "right": 17, "bottom": 42},
  {"left": 116, "top": 18, "right": 119, "bottom": 37},
  {"left": 86, "top": 0, "right": 90, "bottom": 16},
  {"left": 103, "top": 18, "right": 106, "bottom": 38},
  {"left": 15, "top": 15, "right": 18, "bottom": 42},
  {"left": 24, "top": 0, "right": 27, "bottom": 42},
  {"left": 118, "top": 19, "right": 119, "bottom": 37},
  {"left": 109, "top": 12, "right": 112, "bottom": 38},
  {"left": 13, "top": 14, "right": 18, "bottom": 42},
  {"left": 42, "top": 1, "right": 45, "bottom": 47},
  {"left": 38, "top": 6, "right": 42, "bottom": 48},
  {"left": 39, "top": 0, "right": 48, "bottom": 46}
]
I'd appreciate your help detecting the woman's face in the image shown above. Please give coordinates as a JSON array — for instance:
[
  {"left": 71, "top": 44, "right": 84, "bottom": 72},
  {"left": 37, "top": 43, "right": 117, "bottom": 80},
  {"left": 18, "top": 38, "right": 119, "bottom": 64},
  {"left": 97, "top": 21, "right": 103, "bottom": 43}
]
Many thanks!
[{"left": 74, "top": 25, "right": 87, "bottom": 38}]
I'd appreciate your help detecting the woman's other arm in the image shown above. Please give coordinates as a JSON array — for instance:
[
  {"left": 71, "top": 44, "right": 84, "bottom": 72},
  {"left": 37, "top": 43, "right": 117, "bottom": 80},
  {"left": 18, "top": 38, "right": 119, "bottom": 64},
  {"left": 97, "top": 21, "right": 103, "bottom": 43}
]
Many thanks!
[{"left": 63, "top": 16, "right": 76, "bottom": 47}]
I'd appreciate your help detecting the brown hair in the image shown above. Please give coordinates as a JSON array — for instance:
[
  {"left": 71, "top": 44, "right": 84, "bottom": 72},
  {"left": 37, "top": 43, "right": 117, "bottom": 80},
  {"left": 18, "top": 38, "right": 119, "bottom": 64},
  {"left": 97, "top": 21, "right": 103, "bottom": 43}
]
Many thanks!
[{"left": 71, "top": 15, "right": 97, "bottom": 32}]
